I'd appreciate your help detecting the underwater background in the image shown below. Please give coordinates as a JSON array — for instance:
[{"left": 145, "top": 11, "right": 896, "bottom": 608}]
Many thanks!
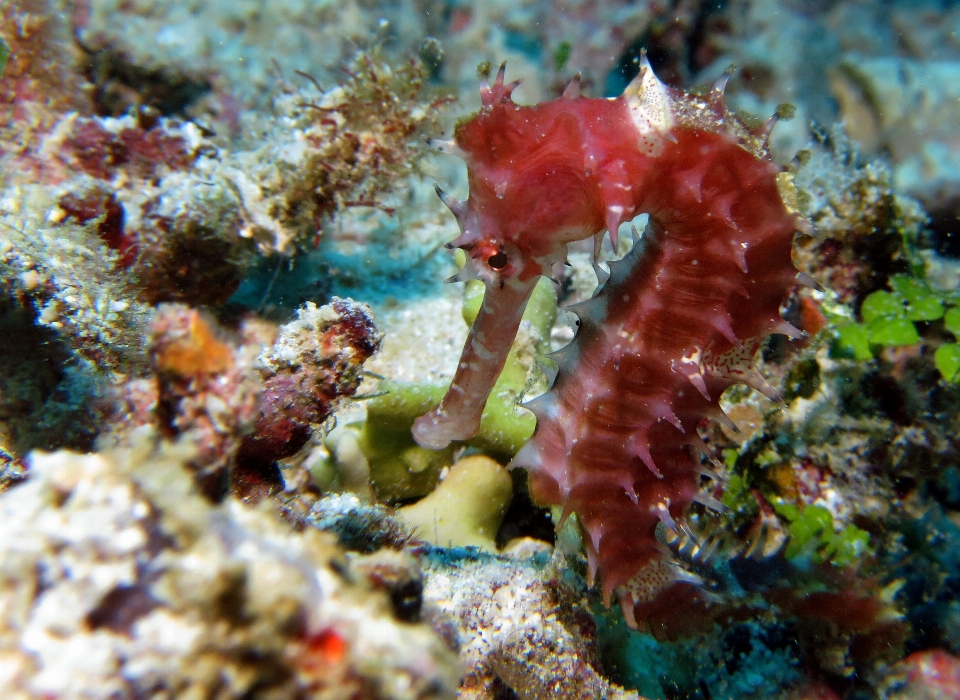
[{"left": 1, "top": 0, "right": 959, "bottom": 698}]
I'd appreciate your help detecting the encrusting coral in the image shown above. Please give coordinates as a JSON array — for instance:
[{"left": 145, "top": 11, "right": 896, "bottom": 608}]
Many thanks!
[
  {"left": 308, "top": 493, "right": 414, "bottom": 553},
  {"left": 30, "top": 53, "right": 442, "bottom": 306},
  {"left": 0, "top": 186, "right": 150, "bottom": 374},
  {"left": 792, "top": 129, "right": 928, "bottom": 308},
  {"left": 0, "top": 439, "right": 460, "bottom": 699},
  {"left": 0, "top": 186, "right": 149, "bottom": 459},
  {"left": 146, "top": 304, "right": 262, "bottom": 500}
]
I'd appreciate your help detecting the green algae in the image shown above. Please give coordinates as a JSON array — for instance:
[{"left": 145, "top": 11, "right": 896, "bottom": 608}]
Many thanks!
[
  {"left": 833, "top": 273, "right": 960, "bottom": 382},
  {"left": 772, "top": 501, "right": 871, "bottom": 567}
]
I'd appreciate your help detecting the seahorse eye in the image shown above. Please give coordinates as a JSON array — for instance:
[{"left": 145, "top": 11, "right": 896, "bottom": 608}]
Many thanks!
[{"left": 487, "top": 250, "right": 508, "bottom": 270}]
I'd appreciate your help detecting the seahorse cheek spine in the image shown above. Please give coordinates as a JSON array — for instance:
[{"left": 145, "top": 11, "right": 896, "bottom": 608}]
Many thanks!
[{"left": 414, "top": 61, "right": 810, "bottom": 632}]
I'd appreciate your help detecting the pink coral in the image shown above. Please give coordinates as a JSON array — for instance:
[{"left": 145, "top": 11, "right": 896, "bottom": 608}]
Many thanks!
[
  {"left": 414, "top": 59, "right": 813, "bottom": 633},
  {"left": 896, "top": 650, "right": 960, "bottom": 700}
]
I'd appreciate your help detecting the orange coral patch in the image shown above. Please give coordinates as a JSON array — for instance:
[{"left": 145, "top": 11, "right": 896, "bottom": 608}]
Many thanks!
[{"left": 153, "top": 312, "right": 232, "bottom": 377}]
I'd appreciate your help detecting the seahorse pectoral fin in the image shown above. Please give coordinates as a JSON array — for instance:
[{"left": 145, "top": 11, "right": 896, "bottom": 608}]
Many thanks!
[
  {"left": 796, "top": 271, "right": 824, "bottom": 292},
  {"left": 426, "top": 139, "right": 468, "bottom": 160},
  {"left": 412, "top": 276, "right": 538, "bottom": 450}
]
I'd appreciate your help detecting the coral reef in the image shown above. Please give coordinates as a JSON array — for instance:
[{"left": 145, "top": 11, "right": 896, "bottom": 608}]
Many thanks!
[
  {"left": 307, "top": 493, "right": 654, "bottom": 698},
  {"left": 3, "top": 51, "right": 446, "bottom": 311},
  {"left": 2, "top": 1, "right": 960, "bottom": 698},
  {"left": 101, "top": 298, "right": 382, "bottom": 503},
  {"left": 0, "top": 31, "right": 441, "bottom": 470},
  {"left": 0, "top": 187, "right": 148, "bottom": 459}
]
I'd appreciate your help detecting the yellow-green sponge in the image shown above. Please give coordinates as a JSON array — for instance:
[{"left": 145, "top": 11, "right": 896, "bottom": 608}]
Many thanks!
[{"left": 397, "top": 455, "right": 512, "bottom": 552}]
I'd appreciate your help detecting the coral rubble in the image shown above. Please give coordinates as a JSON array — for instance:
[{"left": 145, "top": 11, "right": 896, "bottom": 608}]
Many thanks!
[
  {"left": 236, "top": 298, "right": 383, "bottom": 501},
  {"left": 420, "top": 547, "right": 644, "bottom": 700},
  {"left": 0, "top": 441, "right": 459, "bottom": 699},
  {"left": 100, "top": 298, "right": 382, "bottom": 504}
]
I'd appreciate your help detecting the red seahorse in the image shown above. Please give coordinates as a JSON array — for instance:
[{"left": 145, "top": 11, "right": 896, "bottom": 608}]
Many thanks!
[{"left": 413, "top": 59, "right": 816, "bottom": 633}]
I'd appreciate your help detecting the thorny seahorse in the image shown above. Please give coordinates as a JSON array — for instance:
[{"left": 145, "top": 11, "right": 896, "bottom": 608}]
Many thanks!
[{"left": 412, "top": 58, "right": 816, "bottom": 634}]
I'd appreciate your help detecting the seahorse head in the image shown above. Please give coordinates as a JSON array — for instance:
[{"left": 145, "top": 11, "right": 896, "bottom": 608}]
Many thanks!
[{"left": 432, "top": 66, "right": 605, "bottom": 287}]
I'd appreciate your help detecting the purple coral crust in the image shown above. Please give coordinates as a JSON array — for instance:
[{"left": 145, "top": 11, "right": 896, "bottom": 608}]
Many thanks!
[{"left": 64, "top": 117, "right": 194, "bottom": 181}]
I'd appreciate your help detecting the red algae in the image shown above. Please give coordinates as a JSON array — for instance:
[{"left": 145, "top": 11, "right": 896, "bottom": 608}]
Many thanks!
[
  {"left": 415, "top": 59, "right": 810, "bottom": 633},
  {"left": 63, "top": 117, "right": 194, "bottom": 181},
  {"left": 58, "top": 189, "right": 137, "bottom": 266}
]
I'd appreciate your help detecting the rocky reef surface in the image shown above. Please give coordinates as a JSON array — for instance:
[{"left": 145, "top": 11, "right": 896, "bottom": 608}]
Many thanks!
[{"left": 1, "top": 0, "right": 960, "bottom": 699}]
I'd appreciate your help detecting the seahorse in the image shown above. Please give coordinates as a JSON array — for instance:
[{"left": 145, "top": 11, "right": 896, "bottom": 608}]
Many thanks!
[{"left": 413, "top": 58, "right": 815, "bottom": 633}]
